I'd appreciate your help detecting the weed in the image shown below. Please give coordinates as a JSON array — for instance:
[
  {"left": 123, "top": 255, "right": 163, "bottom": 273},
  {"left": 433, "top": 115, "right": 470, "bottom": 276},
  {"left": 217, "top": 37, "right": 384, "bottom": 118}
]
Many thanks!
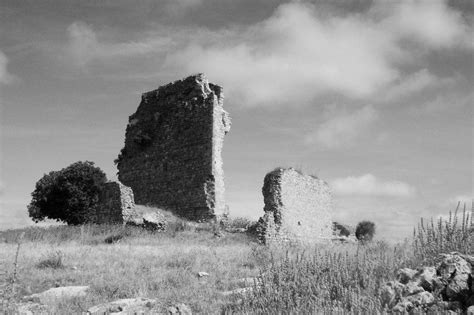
[
  {"left": 414, "top": 202, "right": 473, "bottom": 264},
  {"left": 36, "top": 250, "right": 65, "bottom": 269}
]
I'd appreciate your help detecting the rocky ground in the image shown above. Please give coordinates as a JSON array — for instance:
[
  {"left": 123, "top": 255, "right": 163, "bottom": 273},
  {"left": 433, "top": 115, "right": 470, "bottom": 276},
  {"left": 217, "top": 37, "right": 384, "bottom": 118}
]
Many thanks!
[{"left": 381, "top": 252, "right": 473, "bottom": 314}]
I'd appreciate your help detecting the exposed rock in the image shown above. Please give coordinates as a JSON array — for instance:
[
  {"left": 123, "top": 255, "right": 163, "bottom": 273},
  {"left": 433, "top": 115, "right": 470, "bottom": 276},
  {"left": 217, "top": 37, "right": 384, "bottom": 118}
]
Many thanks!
[
  {"left": 257, "top": 168, "right": 333, "bottom": 244},
  {"left": 405, "top": 291, "right": 435, "bottom": 306},
  {"left": 197, "top": 271, "right": 209, "bottom": 278},
  {"left": 437, "top": 253, "right": 472, "bottom": 280},
  {"left": 417, "top": 266, "right": 437, "bottom": 291},
  {"left": 392, "top": 300, "right": 414, "bottom": 313},
  {"left": 383, "top": 252, "right": 473, "bottom": 313},
  {"left": 380, "top": 281, "right": 404, "bottom": 308},
  {"left": 87, "top": 298, "right": 156, "bottom": 314},
  {"left": 403, "top": 282, "right": 424, "bottom": 295},
  {"left": 23, "top": 286, "right": 89, "bottom": 304},
  {"left": 117, "top": 74, "right": 231, "bottom": 221},
  {"left": 438, "top": 253, "right": 472, "bottom": 301},
  {"left": 15, "top": 302, "right": 49, "bottom": 315},
  {"left": 167, "top": 303, "right": 192, "bottom": 315},
  {"left": 142, "top": 212, "right": 167, "bottom": 231},
  {"left": 446, "top": 273, "right": 470, "bottom": 299},
  {"left": 397, "top": 268, "right": 417, "bottom": 284},
  {"left": 94, "top": 181, "right": 137, "bottom": 224}
]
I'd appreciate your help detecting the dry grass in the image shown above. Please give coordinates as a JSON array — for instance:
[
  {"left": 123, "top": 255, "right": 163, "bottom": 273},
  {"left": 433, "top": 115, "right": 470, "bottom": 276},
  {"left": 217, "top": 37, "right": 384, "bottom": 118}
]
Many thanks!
[
  {"left": 0, "top": 216, "right": 261, "bottom": 313},
  {"left": 0, "top": 204, "right": 472, "bottom": 314}
]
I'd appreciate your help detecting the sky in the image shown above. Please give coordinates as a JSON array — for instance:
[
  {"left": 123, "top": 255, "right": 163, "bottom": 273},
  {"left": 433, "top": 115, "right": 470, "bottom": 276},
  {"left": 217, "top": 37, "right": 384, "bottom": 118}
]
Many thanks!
[{"left": 0, "top": 0, "right": 472, "bottom": 240}]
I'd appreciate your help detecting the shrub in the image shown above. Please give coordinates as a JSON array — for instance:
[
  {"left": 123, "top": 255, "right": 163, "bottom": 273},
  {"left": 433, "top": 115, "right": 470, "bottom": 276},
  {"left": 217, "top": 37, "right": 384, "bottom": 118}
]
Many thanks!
[
  {"left": 36, "top": 250, "right": 65, "bottom": 269},
  {"left": 28, "top": 161, "right": 107, "bottom": 225},
  {"left": 355, "top": 221, "right": 376, "bottom": 242}
]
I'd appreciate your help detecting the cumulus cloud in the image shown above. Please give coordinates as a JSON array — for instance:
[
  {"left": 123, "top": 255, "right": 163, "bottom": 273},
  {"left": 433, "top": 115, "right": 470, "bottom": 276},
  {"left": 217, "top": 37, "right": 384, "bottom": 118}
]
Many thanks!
[
  {"left": 383, "top": 0, "right": 472, "bottom": 49},
  {"left": 163, "top": 2, "right": 400, "bottom": 105},
  {"left": 331, "top": 174, "right": 416, "bottom": 197},
  {"left": 381, "top": 69, "right": 439, "bottom": 102},
  {"left": 64, "top": 0, "right": 472, "bottom": 106},
  {"left": 305, "top": 105, "right": 377, "bottom": 149}
]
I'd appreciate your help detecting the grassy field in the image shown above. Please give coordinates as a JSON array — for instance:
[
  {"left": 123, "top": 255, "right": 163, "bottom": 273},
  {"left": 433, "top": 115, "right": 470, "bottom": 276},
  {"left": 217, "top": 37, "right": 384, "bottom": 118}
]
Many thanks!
[{"left": 0, "top": 206, "right": 472, "bottom": 314}]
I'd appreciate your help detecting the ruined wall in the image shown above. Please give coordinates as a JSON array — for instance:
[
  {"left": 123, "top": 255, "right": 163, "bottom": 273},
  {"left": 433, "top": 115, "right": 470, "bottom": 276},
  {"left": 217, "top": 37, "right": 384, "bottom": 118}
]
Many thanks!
[
  {"left": 257, "top": 168, "right": 333, "bottom": 244},
  {"left": 116, "top": 74, "right": 230, "bottom": 220},
  {"left": 94, "top": 181, "right": 137, "bottom": 224}
]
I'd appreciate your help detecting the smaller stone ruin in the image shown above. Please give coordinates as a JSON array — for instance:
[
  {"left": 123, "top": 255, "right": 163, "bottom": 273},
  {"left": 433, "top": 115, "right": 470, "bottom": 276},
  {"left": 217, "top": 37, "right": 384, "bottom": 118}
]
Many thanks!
[
  {"left": 257, "top": 168, "right": 333, "bottom": 244},
  {"left": 94, "top": 181, "right": 137, "bottom": 224}
]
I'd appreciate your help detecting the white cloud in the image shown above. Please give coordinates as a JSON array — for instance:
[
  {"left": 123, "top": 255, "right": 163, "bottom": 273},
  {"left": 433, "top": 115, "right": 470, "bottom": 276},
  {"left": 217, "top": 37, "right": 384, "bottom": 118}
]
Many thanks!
[
  {"left": 381, "top": 69, "right": 439, "bottom": 102},
  {"left": 384, "top": 0, "right": 471, "bottom": 49},
  {"left": 305, "top": 105, "right": 377, "bottom": 149},
  {"left": 163, "top": 3, "right": 400, "bottom": 105},
  {"left": 67, "top": 22, "right": 172, "bottom": 68},
  {"left": 331, "top": 174, "right": 416, "bottom": 197},
  {"left": 64, "top": 1, "right": 473, "bottom": 106}
]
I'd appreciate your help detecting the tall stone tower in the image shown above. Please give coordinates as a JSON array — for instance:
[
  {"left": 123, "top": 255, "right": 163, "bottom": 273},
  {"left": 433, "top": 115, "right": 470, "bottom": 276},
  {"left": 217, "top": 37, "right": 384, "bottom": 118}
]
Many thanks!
[{"left": 116, "top": 74, "right": 231, "bottom": 220}]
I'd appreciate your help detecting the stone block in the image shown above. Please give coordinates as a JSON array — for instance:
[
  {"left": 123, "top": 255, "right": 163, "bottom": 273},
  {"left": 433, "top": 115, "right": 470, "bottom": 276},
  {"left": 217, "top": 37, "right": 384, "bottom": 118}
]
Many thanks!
[
  {"left": 95, "top": 181, "right": 136, "bottom": 224},
  {"left": 257, "top": 167, "right": 333, "bottom": 244},
  {"left": 116, "top": 74, "right": 230, "bottom": 221}
]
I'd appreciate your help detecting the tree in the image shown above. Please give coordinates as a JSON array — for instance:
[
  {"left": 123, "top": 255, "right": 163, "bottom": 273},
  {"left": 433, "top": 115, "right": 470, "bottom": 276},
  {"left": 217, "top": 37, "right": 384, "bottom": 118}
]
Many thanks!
[
  {"left": 355, "top": 221, "right": 376, "bottom": 242},
  {"left": 28, "top": 161, "right": 107, "bottom": 225}
]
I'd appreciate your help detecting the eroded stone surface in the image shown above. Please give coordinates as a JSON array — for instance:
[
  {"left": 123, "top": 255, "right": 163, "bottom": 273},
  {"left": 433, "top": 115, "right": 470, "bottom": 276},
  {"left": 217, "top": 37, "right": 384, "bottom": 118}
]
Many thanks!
[
  {"left": 94, "top": 181, "right": 137, "bottom": 224},
  {"left": 382, "top": 252, "right": 474, "bottom": 313},
  {"left": 167, "top": 303, "right": 192, "bottom": 314},
  {"left": 257, "top": 168, "right": 333, "bottom": 244},
  {"left": 87, "top": 298, "right": 156, "bottom": 314},
  {"left": 23, "top": 286, "right": 89, "bottom": 305},
  {"left": 117, "top": 74, "right": 230, "bottom": 221}
]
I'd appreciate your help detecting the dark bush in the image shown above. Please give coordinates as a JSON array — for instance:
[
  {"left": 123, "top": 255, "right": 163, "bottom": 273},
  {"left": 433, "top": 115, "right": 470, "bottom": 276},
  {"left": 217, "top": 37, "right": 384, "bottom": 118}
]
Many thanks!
[
  {"left": 28, "top": 161, "right": 107, "bottom": 225},
  {"left": 36, "top": 250, "right": 65, "bottom": 269},
  {"left": 355, "top": 221, "right": 376, "bottom": 242}
]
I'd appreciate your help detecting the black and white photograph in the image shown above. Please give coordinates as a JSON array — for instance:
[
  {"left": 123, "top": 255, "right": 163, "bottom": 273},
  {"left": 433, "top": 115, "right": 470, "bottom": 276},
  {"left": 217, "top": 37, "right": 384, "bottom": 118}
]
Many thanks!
[{"left": 0, "top": 0, "right": 473, "bottom": 313}]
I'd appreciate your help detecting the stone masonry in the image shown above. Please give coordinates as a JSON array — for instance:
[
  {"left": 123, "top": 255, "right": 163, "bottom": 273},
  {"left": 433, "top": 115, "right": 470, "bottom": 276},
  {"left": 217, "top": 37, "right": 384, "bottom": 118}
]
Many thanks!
[
  {"left": 116, "top": 74, "right": 231, "bottom": 220},
  {"left": 95, "top": 181, "right": 137, "bottom": 224},
  {"left": 257, "top": 168, "right": 333, "bottom": 244}
]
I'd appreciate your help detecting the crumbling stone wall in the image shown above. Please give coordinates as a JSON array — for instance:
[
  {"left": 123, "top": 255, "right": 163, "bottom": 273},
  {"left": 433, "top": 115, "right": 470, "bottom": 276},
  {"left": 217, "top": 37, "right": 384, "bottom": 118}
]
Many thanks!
[
  {"left": 94, "top": 181, "right": 137, "bottom": 224},
  {"left": 257, "top": 168, "right": 333, "bottom": 244},
  {"left": 116, "top": 74, "right": 231, "bottom": 220}
]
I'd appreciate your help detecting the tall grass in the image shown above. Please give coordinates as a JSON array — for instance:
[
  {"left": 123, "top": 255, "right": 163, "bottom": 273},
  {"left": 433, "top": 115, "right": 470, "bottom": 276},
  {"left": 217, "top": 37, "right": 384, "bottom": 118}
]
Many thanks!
[
  {"left": 413, "top": 202, "right": 473, "bottom": 264},
  {"left": 227, "top": 204, "right": 473, "bottom": 314},
  {"left": 227, "top": 242, "right": 411, "bottom": 314}
]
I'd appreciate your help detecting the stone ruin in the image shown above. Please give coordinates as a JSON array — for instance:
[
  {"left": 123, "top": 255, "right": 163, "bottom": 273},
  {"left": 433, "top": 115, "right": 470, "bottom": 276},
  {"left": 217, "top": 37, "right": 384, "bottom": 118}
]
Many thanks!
[
  {"left": 94, "top": 181, "right": 137, "bottom": 224},
  {"left": 116, "top": 74, "right": 231, "bottom": 221},
  {"left": 257, "top": 168, "right": 333, "bottom": 244}
]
